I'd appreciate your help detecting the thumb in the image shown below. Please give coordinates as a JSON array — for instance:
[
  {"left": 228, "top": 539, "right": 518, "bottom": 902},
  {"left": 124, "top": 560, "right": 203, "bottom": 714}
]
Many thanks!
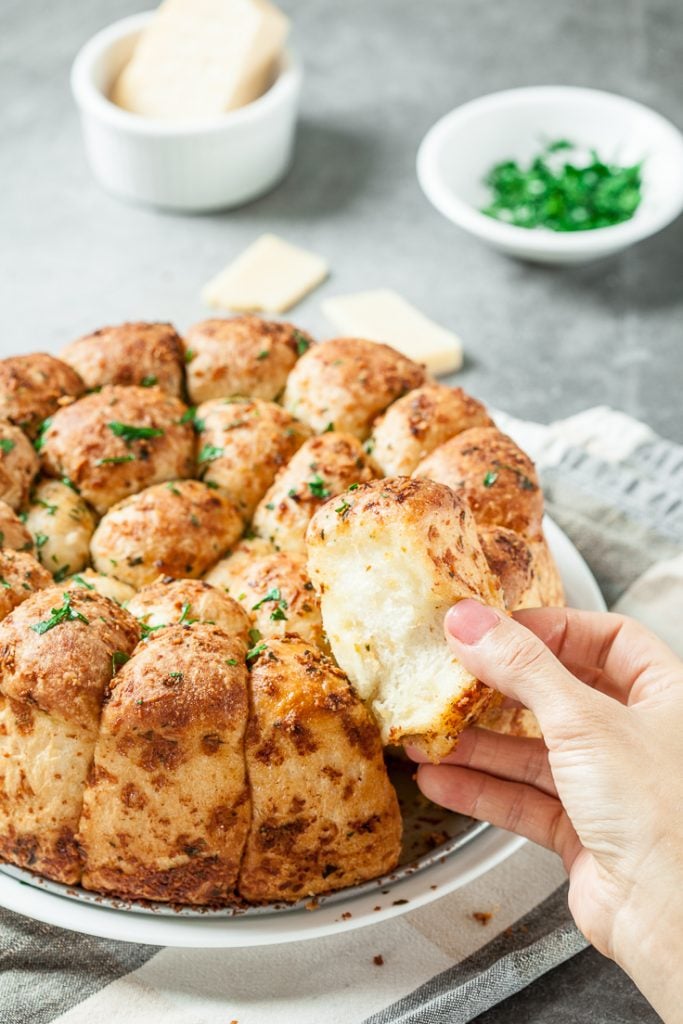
[{"left": 446, "top": 599, "right": 601, "bottom": 732}]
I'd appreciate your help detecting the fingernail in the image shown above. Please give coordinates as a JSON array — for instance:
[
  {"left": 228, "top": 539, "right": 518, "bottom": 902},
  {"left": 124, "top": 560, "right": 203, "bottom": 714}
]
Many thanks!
[{"left": 445, "top": 600, "right": 501, "bottom": 645}]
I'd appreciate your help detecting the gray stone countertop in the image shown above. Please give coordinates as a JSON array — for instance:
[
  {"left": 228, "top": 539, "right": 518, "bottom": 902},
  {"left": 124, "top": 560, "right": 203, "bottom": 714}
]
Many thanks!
[{"left": 0, "top": 0, "right": 677, "bottom": 1019}]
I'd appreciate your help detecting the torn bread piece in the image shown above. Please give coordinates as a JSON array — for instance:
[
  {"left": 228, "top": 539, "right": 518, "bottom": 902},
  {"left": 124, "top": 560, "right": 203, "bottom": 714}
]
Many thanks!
[
  {"left": 322, "top": 289, "right": 463, "bottom": 376},
  {"left": 202, "top": 235, "right": 329, "bottom": 314},
  {"left": 306, "top": 477, "right": 504, "bottom": 762}
]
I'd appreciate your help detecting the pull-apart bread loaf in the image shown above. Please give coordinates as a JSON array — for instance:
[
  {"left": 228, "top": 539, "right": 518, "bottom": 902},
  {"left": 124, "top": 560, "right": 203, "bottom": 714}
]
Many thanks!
[
  {"left": 79, "top": 625, "right": 251, "bottom": 904},
  {"left": 0, "top": 587, "right": 140, "bottom": 883},
  {"left": 239, "top": 637, "right": 401, "bottom": 902},
  {"left": 306, "top": 477, "right": 505, "bottom": 762}
]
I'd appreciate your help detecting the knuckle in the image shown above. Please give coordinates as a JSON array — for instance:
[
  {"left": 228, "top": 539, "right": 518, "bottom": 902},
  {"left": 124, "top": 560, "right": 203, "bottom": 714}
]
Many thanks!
[{"left": 497, "top": 630, "right": 549, "bottom": 678}]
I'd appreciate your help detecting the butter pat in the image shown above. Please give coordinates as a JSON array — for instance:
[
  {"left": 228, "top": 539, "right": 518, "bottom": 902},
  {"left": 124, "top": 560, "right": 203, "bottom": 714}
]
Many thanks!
[
  {"left": 112, "top": 0, "right": 289, "bottom": 120},
  {"left": 322, "top": 289, "right": 463, "bottom": 376},
  {"left": 202, "top": 234, "right": 329, "bottom": 313}
]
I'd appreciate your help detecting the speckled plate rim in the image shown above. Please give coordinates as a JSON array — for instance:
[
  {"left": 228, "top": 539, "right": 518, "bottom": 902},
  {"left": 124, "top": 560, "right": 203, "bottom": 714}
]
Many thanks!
[{"left": 0, "top": 516, "right": 605, "bottom": 946}]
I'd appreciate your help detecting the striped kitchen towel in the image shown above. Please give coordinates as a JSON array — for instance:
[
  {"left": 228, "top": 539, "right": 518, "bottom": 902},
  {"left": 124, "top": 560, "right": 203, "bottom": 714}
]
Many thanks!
[{"left": 1, "top": 405, "right": 681, "bottom": 1024}]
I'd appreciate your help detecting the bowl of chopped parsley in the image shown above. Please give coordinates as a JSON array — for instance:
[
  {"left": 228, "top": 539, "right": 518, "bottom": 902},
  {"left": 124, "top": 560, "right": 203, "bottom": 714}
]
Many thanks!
[{"left": 417, "top": 86, "right": 683, "bottom": 264}]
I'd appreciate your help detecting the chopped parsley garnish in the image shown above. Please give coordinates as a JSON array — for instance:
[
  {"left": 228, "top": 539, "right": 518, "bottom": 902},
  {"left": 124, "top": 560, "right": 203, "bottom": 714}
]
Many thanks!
[
  {"left": 491, "top": 460, "right": 536, "bottom": 491},
  {"left": 35, "top": 533, "right": 48, "bottom": 549},
  {"left": 483, "top": 470, "right": 498, "bottom": 488},
  {"left": 178, "top": 602, "right": 197, "bottom": 625},
  {"left": 95, "top": 454, "right": 135, "bottom": 466},
  {"left": 265, "top": 502, "right": 275, "bottom": 511},
  {"left": 108, "top": 421, "right": 164, "bottom": 445},
  {"left": 248, "top": 627, "right": 262, "bottom": 645},
  {"left": 294, "top": 330, "right": 310, "bottom": 357},
  {"left": 252, "top": 587, "right": 288, "bottom": 621},
  {"left": 179, "top": 407, "right": 204, "bottom": 432},
  {"left": 198, "top": 443, "right": 224, "bottom": 464},
  {"left": 166, "top": 481, "right": 181, "bottom": 495},
  {"left": 35, "top": 499, "right": 58, "bottom": 515},
  {"left": 246, "top": 641, "right": 267, "bottom": 662},
  {"left": 226, "top": 658, "right": 238, "bottom": 667},
  {"left": 335, "top": 499, "right": 351, "bottom": 517},
  {"left": 112, "top": 650, "right": 130, "bottom": 673},
  {"left": 184, "top": 348, "right": 196, "bottom": 364},
  {"left": 0, "top": 438, "right": 15, "bottom": 454},
  {"left": 348, "top": 482, "right": 360, "bottom": 491},
  {"left": 308, "top": 474, "right": 330, "bottom": 499},
  {"left": 0, "top": 576, "right": 10, "bottom": 589},
  {"left": 257, "top": 349, "right": 270, "bottom": 360},
  {"left": 33, "top": 418, "right": 52, "bottom": 453},
  {"left": 139, "top": 621, "right": 166, "bottom": 638},
  {"left": 168, "top": 671, "right": 183, "bottom": 680},
  {"left": 72, "top": 574, "right": 95, "bottom": 590},
  {"left": 31, "top": 592, "right": 89, "bottom": 634},
  {"left": 53, "top": 565, "right": 70, "bottom": 583},
  {"left": 140, "top": 375, "right": 157, "bottom": 387},
  {"left": 363, "top": 437, "right": 375, "bottom": 455},
  {"left": 481, "top": 139, "right": 643, "bottom": 232},
  {"left": 205, "top": 480, "right": 219, "bottom": 490},
  {"left": 61, "top": 476, "right": 78, "bottom": 492},
  {"left": 323, "top": 422, "right": 335, "bottom": 433}
]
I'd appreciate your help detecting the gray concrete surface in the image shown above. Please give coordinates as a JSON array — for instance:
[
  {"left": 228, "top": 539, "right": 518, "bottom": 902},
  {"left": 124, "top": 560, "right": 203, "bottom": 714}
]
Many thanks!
[{"left": 0, "top": 0, "right": 677, "bottom": 1019}]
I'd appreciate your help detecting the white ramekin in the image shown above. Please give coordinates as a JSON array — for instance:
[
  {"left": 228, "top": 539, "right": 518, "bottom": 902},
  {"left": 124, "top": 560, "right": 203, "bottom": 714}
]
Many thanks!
[
  {"left": 417, "top": 86, "right": 683, "bottom": 265},
  {"left": 71, "top": 12, "right": 302, "bottom": 212}
]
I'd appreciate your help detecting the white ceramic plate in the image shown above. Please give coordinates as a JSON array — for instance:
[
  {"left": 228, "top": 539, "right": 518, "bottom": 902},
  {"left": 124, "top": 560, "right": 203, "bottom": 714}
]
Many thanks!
[{"left": 0, "top": 516, "right": 604, "bottom": 947}]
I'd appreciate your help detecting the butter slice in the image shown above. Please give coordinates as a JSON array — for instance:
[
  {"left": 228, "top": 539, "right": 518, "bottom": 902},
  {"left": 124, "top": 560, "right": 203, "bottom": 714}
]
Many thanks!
[
  {"left": 112, "top": 0, "right": 289, "bottom": 120},
  {"left": 322, "top": 289, "right": 463, "bottom": 376},
  {"left": 202, "top": 234, "right": 329, "bottom": 313}
]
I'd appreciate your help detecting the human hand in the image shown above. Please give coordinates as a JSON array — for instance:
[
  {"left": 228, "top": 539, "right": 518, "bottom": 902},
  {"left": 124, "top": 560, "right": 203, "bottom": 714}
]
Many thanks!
[{"left": 408, "top": 601, "right": 683, "bottom": 1023}]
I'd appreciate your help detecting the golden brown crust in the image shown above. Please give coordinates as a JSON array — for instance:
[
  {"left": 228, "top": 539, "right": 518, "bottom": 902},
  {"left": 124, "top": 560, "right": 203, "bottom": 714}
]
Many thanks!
[
  {"left": 239, "top": 637, "right": 401, "bottom": 902},
  {"left": 253, "top": 432, "right": 375, "bottom": 554},
  {"left": 529, "top": 536, "right": 566, "bottom": 607},
  {"left": 413, "top": 426, "right": 544, "bottom": 540},
  {"left": 283, "top": 337, "right": 429, "bottom": 438},
  {"left": 24, "top": 478, "right": 96, "bottom": 579},
  {"left": 0, "top": 500, "right": 34, "bottom": 553},
  {"left": 90, "top": 479, "right": 243, "bottom": 588},
  {"left": 61, "top": 322, "right": 185, "bottom": 396},
  {"left": 0, "top": 420, "right": 39, "bottom": 510},
  {"left": 213, "top": 551, "right": 325, "bottom": 649},
  {"left": 370, "top": 385, "right": 494, "bottom": 477},
  {"left": 0, "top": 354, "right": 84, "bottom": 438},
  {"left": 478, "top": 706, "right": 542, "bottom": 739},
  {"left": 127, "top": 577, "right": 251, "bottom": 637},
  {"left": 478, "top": 525, "right": 542, "bottom": 611},
  {"left": 196, "top": 397, "right": 311, "bottom": 520},
  {"left": 0, "top": 549, "right": 52, "bottom": 620},
  {"left": 0, "top": 585, "right": 140, "bottom": 726},
  {"left": 184, "top": 316, "right": 312, "bottom": 404},
  {"left": 79, "top": 625, "right": 250, "bottom": 904},
  {"left": 40, "top": 385, "right": 195, "bottom": 515}
]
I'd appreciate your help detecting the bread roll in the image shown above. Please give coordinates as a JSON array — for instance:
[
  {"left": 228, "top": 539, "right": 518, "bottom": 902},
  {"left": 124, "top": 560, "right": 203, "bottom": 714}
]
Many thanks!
[
  {"left": 0, "top": 587, "right": 139, "bottom": 883},
  {"left": 530, "top": 536, "right": 566, "bottom": 607},
  {"left": 91, "top": 480, "right": 243, "bottom": 588},
  {"left": 196, "top": 397, "right": 310, "bottom": 520},
  {"left": 369, "top": 385, "right": 493, "bottom": 477},
  {"left": 253, "top": 432, "right": 374, "bottom": 554},
  {"left": 24, "top": 478, "right": 96, "bottom": 580},
  {"left": 205, "top": 537, "right": 276, "bottom": 588},
  {"left": 213, "top": 550, "right": 324, "bottom": 648},
  {"left": 79, "top": 625, "right": 250, "bottom": 903},
  {"left": 184, "top": 316, "right": 312, "bottom": 404},
  {"left": 0, "top": 549, "right": 52, "bottom": 620},
  {"left": 0, "top": 354, "right": 84, "bottom": 438},
  {"left": 127, "top": 578, "right": 251, "bottom": 637},
  {"left": 283, "top": 337, "right": 428, "bottom": 438},
  {"left": 239, "top": 637, "right": 401, "bottom": 901},
  {"left": 306, "top": 477, "right": 504, "bottom": 761},
  {"left": 0, "top": 420, "right": 39, "bottom": 510},
  {"left": 40, "top": 385, "right": 195, "bottom": 515},
  {"left": 0, "top": 499, "right": 34, "bottom": 553},
  {"left": 413, "top": 426, "right": 544, "bottom": 540},
  {"left": 64, "top": 569, "right": 137, "bottom": 606},
  {"left": 61, "top": 322, "right": 185, "bottom": 397}
]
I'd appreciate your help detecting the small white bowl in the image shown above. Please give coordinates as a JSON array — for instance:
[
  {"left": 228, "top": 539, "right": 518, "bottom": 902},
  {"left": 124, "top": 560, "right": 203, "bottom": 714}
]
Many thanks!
[
  {"left": 417, "top": 86, "right": 683, "bottom": 264},
  {"left": 71, "top": 12, "right": 302, "bottom": 212}
]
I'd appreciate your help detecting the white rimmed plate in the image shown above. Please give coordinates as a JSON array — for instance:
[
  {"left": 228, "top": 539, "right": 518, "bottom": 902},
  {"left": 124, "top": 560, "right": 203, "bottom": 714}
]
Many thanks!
[{"left": 0, "top": 516, "right": 604, "bottom": 946}]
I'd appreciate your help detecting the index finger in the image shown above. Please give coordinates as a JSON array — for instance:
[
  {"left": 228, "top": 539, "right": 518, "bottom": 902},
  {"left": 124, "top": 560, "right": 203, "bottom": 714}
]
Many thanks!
[{"left": 513, "top": 607, "right": 683, "bottom": 705}]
